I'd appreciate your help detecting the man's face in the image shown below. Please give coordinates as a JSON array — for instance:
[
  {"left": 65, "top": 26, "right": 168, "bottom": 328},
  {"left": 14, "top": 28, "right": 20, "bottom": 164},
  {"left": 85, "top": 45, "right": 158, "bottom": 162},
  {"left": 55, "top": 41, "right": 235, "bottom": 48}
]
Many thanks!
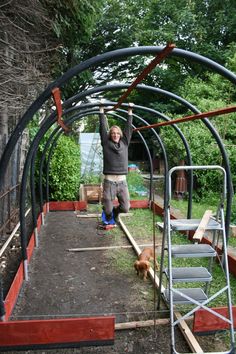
[{"left": 110, "top": 128, "right": 121, "bottom": 143}]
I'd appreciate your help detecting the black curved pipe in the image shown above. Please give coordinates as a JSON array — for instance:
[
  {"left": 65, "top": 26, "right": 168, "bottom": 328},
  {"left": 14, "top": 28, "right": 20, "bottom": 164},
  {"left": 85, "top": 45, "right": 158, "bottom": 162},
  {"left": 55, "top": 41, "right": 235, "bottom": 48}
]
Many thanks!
[
  {"left": 38, "top": 128, "right": 60, "bottom": 212},
  {"left": 30, "top": 147, "right": 39, "bottom": 230},
  {"left": 8, "top": 80, "right": 233, "bottom": 229},
  {"left": 45, "top": 133, "right": 60, "bottom": 204},
  {"left": 21, "top": 97, "right": 234, "bottom": 259},
  {"left": 0, "top": 45, "right": 235, "bottom": 319},
  {"left": 1, "top": 45, "right": 236, "bottom": 187}
]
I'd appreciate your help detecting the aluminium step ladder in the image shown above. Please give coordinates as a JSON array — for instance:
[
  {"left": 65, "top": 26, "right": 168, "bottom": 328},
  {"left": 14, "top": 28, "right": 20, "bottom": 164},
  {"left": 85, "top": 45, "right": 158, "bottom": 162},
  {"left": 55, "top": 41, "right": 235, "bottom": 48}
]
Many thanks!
[{"left": 162, "top": 165, "right": 235, "bottom": 354}]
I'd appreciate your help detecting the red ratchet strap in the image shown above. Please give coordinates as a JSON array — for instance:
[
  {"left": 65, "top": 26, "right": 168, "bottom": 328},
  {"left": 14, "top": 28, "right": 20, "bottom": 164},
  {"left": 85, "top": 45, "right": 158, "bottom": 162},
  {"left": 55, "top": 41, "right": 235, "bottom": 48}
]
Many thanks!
[
  {"left": 133, "top": 105, "right": 236, "bottom": 132},
  {"left": 51, "top": 87, "right": 70, "bottom": 132},
  {"left": 105, "top": 43, "right": 175, "bottom": 112}
]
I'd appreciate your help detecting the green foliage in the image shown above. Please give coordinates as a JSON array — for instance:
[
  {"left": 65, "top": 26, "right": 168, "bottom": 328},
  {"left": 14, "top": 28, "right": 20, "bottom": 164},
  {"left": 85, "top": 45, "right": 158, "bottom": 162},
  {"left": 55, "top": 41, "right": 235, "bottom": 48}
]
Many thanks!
[
  {"left": 80, "top": 173, "right": 101, "bottom": 184},
  {"left": 230, "top": 194, "right": 236, "bottom": 225},
  {"left": 28, "top": 116, "right": 56, "bottom": 187},
  {"left": 49, "top": 135, "right": 81, "bottom": 200},
  {"left": 79, "top": 0, "right": 236, "bottom": 100},
  {"left": 41, "top": 0, "right": 105, "bottom": 94},
  {"left": 158, "top": 69, "right": 236, "bottom": 195}
]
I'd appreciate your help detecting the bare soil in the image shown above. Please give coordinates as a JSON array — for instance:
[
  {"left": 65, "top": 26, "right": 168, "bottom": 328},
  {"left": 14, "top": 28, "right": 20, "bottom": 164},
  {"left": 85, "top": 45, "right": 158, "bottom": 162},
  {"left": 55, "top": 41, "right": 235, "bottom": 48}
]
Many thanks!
[{"left": 0, "top": 206, "right": 230, "bottom": 353}]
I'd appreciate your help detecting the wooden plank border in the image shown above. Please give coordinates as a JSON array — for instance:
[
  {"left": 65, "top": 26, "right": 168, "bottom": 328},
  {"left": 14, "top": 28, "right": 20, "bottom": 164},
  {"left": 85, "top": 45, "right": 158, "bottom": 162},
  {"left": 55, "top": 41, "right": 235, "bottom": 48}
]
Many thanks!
[
  {"left": 4, "top": 212, "right": 43, "bottom": 320},
  {"left": 49, "top": 201, "right": 87, "bottom": 211},
  {"left": 0, "top": 317, "right": 114, "bottom": 350},
  {"left": 193, "top": 306, "right": 236, "bottom": 333}
]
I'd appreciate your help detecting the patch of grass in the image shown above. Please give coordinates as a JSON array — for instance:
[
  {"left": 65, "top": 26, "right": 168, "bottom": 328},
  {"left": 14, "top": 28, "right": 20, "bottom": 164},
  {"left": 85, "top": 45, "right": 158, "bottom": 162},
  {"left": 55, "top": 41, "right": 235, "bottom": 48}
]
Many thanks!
[
  {"left": 171, "top": 232, "right": 190, "bottom": 245},
  {"left": 87, "top": 203, "right": 102, "bottom": 213},
  {"left": 124, "top": 208, "right": 162, "bottom": 239},
  {"left": 106, "top": 248, "right": 136, "bottom": 274},
  {"left": 170, "top": 198, "right": 218, "bottom": 219},
  {"left": 105, "top": 225, "right": 125, "bottom": 241}
]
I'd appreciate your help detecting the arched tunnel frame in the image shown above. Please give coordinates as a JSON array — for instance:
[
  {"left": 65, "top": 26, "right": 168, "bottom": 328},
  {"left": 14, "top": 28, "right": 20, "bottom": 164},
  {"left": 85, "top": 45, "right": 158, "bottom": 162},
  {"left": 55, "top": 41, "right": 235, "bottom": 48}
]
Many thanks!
[{"left": 0, "top": 46, "right": 235, "bottom": 320}]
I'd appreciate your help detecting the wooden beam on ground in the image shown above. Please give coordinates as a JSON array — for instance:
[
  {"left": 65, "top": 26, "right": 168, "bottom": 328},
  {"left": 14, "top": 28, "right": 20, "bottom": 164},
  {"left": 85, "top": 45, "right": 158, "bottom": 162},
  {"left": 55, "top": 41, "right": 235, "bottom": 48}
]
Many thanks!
[
  {"left": 174, "top": 312, "right": 204, "bottom": 353},
  {"left": 115, "top": 318, "right": 169, "bottom": 330},
  {"left": 0, "top": 316, "right": 115, "bottom": 349},
  {"left": 67, "top": 244, "right": 159, "bottom": 252},
  {"left": 76, "top": 213, "right": 133, "bottom": 218},
  {"left": 115, "top": 317, "right": 193, "bottom": 331},
  {"left": 118, "top": 215, "right": 204, "bottom": 354},
  {"left": 193, "top": 210, "right": 213, "bottom": 242}
]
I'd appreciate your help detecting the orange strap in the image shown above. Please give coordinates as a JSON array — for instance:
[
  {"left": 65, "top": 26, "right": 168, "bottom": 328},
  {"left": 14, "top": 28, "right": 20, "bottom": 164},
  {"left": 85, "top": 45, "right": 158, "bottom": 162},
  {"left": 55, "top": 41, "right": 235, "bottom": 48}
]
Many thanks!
[
  {"left": 105, "top": 43, "right": 175, "bottom": 112},
  {"left": 133, "top": 105, "right": 236, "bottom": 132},
  {"left": 52, "top": 87, "right": 70, "bottom": 132}
]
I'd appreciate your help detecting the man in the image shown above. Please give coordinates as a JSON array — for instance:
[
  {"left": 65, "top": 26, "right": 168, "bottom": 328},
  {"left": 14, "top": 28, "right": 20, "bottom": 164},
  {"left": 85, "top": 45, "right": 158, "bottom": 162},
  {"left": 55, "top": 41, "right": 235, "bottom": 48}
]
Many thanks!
[{"left": 99, "top": 104, "right": 133, "bottom": 223}]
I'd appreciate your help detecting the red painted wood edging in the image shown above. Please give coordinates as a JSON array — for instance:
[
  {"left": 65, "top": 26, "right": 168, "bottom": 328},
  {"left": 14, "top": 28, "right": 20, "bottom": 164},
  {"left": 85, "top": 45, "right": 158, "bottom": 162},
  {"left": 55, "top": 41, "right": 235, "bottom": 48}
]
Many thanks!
[
  {"left": 0, "top": 317, "right": 115, "bottom": 347},
  {"left": 193, "top": 306, "right": 236, "bottom": 333},
  {"left": 27, "top": 231, "right": 35, "bottom": 262},
  {"left": 36, "top": 213, "right": 42, "bottom": 231},
  {"left": 4, "top": 262, "right": 24, "bottom": 321},
  {"left": 49, "top": 201, "right": 87, "bottom": 211},
  {"left": 4, "top": 228, "right": 37, "bottom": 320},
  {"left": 43, "top": 203, "right": 48, "bottom": 214},
  {"left": 4, "top": 212, "right": 42, "bottom": 319},
  {"left": 130, "top": 199, "right": 149, "bottom": 208},
  {"left": 48, "top": 200, "right": 148, "bottom": 211}
]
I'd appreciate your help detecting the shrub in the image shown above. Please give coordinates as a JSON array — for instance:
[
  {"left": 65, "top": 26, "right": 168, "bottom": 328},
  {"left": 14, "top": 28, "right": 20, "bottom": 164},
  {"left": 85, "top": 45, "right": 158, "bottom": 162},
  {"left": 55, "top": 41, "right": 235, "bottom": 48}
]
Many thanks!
[{"left": 49, "top": 135, "right": 81, "bottom": 200}]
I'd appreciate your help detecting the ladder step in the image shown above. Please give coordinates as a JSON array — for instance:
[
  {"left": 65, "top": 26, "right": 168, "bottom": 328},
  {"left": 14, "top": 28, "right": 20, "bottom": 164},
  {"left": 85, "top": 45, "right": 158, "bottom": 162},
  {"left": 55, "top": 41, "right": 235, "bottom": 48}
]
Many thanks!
[
  {"left": 164, "top": 288, "right": 208, "bottom": 305},
  {"left": 170, "top": 218, "right": 221, "bottom": 231},
  {"left": 171, "top": 244, "right": 216, "bottom": 258},
  {"left": 164, "top": 267, "right": 212, "bottom": 282}
]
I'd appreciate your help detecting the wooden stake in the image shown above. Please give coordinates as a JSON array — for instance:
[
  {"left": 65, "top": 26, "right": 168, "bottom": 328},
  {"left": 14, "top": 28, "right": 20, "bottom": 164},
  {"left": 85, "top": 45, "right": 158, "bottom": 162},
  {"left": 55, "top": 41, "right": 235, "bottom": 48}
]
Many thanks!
[
  {"left": 115, "top": 318, "right": 169, "bottom": 330},
  {"left": 193, "top": 210, "right": 213, "bottom": 242},
  {"left": 68, "top": 244, "right": 161, "bottom": 252},
  {"left": 76, "top": 213, "right": 133, "bottom": 218},
  {"left": 115, "top": 317, "right": 192, "bottom": 330}
]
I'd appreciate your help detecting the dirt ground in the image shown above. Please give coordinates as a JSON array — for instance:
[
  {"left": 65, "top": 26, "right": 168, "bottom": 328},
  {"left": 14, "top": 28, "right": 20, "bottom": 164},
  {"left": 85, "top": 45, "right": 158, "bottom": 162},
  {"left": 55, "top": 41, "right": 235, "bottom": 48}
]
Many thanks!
[{"left": 1, "top": 207, "right": 231, "bottom": 354}]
